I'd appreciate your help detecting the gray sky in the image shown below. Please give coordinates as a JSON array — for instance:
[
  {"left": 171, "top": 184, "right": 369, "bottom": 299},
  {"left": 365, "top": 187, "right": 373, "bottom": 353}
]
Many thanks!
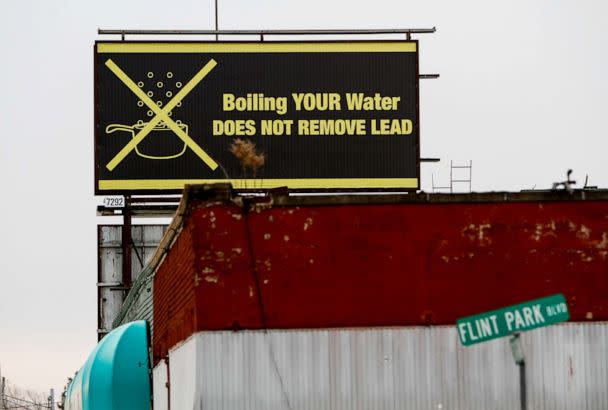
[{"left": 0, "top": 0, "right": 607, "bottom": 395}]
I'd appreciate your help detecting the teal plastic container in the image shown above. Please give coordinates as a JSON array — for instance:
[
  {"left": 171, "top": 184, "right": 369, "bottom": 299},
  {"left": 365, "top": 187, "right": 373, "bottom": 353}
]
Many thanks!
[{"left": 64, "top": 321, "right": 151, "bottom": 410}]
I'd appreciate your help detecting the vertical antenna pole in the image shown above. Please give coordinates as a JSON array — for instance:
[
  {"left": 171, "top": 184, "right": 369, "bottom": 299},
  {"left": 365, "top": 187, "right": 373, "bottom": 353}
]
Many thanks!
[{"left": 215, "top": 0, "right": 219, "bottom": 41}]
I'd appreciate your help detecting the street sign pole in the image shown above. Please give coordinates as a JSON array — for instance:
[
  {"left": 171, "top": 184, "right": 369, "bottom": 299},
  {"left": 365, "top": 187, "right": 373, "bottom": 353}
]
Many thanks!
[
  {"left": 519, "top": 359, "right": 526, "bottom": 410},
  {"left": 510, "top": 333, "right": 526, "bottom": 410}
]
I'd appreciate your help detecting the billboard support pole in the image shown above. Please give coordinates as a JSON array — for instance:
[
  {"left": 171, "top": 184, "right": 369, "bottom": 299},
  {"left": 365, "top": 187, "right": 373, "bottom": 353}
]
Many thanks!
[
  {"left": 509, "top": 333, "right": 527, "bottom": 410},
  {"left": 122, "top": 196, "right": 132, "bottom": 289}
]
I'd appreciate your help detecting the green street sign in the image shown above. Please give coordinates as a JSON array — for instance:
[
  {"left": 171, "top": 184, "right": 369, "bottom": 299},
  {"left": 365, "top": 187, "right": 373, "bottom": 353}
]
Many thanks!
[{"left": 457, "top": 294, "right": 569, "bottom": 346}]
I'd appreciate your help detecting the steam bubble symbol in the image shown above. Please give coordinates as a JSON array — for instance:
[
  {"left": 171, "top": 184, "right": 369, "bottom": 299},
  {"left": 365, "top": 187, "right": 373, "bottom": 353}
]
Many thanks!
[{"left": 135, "top": 71, "right": 183, "bottom": 119}]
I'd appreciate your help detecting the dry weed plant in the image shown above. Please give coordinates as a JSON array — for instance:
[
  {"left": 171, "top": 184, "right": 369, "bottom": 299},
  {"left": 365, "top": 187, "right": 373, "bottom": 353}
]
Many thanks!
[{"left": 229, "top": 138, "right": 266, "bottom": 178}]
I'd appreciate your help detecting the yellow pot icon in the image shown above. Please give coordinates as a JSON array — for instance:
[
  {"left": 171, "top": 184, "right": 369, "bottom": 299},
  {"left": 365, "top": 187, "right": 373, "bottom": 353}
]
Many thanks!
[{"left": 105, "top": 121, "right": 188, "bottom": 160}]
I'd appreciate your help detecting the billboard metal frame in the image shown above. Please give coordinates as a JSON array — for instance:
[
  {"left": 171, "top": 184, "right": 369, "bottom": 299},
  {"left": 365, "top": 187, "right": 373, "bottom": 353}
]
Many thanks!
[
  {"left": 98, "top": 28, "right": 436, "bottom": 39},
  {"left": 95, "top": 29, "right": 434, "bottom": 195}
]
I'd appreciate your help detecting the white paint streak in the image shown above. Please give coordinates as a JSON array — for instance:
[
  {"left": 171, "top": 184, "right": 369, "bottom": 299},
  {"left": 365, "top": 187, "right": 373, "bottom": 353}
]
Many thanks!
[
  {"left": 304, "top": 217, "right": 313, "bottom": 231},
  {"left": 577, "top": 224, "right": 591, "bottom": 240}
]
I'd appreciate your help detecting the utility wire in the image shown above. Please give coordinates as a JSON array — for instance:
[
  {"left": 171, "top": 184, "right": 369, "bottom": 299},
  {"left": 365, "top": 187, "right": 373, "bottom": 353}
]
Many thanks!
[
  {"left": 4, "top": 394, "right": 49, "bottom": 407},
  {"left": 3, "top": 394, "right": 50, "bottom": 409},
  {"left": 130, "top": 236, "right": 144, "bottom": 268},
  {"left": 4, "top": 398, "right": 49, "bottom": 410}
]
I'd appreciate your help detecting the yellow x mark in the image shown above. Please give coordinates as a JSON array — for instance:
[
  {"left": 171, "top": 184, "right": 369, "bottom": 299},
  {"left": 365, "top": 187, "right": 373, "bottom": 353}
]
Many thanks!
[{"left": 104, "top": 58, "right": 219, "bottom": 171}]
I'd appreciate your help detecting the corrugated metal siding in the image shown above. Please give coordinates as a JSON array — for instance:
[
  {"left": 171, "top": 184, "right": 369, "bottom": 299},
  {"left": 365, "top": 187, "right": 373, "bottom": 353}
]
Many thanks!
[
  {"left": 99, "top": 225, "right": 167, "bottom": 335},
  {"left": 152, "top": 360, "right": 168, "bottom": 410},
  {"left": 114, "top": 270, "right": 155, "bottom": 327},
  {"left": 169, "top": 336, "right": 198, "bottom": 410},
  {"left": 524, "top": 323, "right": 608, "bottom": 410},
  {"left": 98, "top": 226, "right": 125, "bottom": 334},
  {"left": 158, "top": 323, "right": 608, "bottom": 410}
]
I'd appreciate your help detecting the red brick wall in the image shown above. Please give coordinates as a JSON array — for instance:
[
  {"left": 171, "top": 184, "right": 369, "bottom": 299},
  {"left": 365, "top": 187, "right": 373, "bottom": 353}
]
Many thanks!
[{"left": 152, "top": 219, "right": 196, "bottom": 364}]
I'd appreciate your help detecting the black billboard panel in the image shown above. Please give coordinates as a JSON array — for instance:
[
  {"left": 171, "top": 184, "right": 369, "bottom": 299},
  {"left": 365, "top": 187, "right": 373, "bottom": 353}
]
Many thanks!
[{"left": 95, "top": 42, "right": 420, "bottom": 193}]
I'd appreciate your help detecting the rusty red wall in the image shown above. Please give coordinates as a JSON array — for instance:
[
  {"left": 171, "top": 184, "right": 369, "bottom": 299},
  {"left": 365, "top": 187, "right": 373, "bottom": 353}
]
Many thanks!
[
  {"left": 154, "top": 196, "right": 608, "bottom": 361},
  {"left": 190, "top": 203, "right": 263, "bottom": 330},
  {"left": 244, "top": 201, "right": 608, "bottom": 327}
]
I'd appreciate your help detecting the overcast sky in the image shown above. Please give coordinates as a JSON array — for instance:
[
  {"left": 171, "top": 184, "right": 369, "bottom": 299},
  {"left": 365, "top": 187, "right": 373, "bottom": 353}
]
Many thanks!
[{"left": 1, "top": 0, "right": 607, "bottom": 396}]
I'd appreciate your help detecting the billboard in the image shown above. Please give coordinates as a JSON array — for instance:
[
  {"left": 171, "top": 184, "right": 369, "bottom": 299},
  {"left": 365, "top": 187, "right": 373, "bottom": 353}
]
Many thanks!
[{"left": 94, "top": 42, "right": 420, "bottom": 193}]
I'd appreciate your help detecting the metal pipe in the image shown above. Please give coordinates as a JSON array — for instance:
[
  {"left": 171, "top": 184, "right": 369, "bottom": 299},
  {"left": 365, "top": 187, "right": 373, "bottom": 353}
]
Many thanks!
[
  {"left": 519, "top": 361, "right": 527, "bottom": 410},
  {"left": 98, "top": 27, "right": 436, "bottom": 36},
  {"left": 450, "top": 160, "right": 453, "bottom": 194},
  {"left": 469, "top": 160, "right": 473, "bottom": 193}
]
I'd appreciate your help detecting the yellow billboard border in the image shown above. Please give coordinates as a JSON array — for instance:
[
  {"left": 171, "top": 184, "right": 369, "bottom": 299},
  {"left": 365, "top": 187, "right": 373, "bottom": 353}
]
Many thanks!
[
  {"left": 99, "top": 178, "right": 419, "bottom": 190},
  {"left": 96, "top": 42, "right": 417, "bottom": 53}
]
